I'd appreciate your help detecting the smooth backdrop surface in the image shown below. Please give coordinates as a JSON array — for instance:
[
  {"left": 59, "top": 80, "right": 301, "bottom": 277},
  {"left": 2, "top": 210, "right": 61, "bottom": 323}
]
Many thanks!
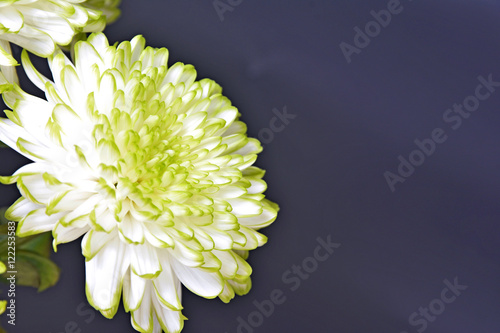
[{"left": 2, "top": 0, "right": 500, "bottom": 332}]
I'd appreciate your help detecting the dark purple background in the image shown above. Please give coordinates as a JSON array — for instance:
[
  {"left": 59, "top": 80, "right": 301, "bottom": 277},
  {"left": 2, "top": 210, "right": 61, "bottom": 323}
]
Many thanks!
[{"left": 2, "top": 0, "right": 500, "bottom": 332}]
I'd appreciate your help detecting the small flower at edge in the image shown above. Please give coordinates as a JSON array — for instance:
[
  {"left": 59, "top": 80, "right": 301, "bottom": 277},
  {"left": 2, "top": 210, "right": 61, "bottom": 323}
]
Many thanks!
[{"left": 0, "top": 0, "right": 121, "bottom": 83}]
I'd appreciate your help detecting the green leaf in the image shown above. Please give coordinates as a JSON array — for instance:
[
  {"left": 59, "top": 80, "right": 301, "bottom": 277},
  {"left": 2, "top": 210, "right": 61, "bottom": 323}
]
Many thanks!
[
  {"left": 0, "top": 257, "right": 38, "bottom": 289},
  {"left": 0, "top": 232, "right": 53, "bottom": 257},
  {"left": 17, "top": 232, "right": 52, "bottom": 258},
  {"left": 0, "top": 207, "right": 60, "bottom": 292},
  {"left": 17, "top": 251, "right": 60, "bottom": 291},
  {"left": 0, "top": 251, "right": 60, "bottom": 292},
  {"left": 0, "top": 208, "right": 8, "bottom": 225}
]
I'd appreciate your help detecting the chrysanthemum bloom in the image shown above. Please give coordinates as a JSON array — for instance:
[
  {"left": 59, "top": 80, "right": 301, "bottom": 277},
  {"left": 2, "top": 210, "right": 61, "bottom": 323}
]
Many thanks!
[
  {"left": 0, "top": 33, "right": 278, "bottom": 332},
  {"left": 0, "top": 0, "right": 120, "bottom": 82}
]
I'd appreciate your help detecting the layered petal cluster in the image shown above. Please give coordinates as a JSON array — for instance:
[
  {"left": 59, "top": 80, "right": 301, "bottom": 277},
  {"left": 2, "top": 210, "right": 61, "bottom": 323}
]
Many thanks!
[
  {"left": 0, "top": 33, "right": 278, "bottom": 332},
  {"left": 0, "top": 0, "right": 120, "bottom": 82},
  {"left": 83, "top": 0, "right": 121, "bottom": 24}
]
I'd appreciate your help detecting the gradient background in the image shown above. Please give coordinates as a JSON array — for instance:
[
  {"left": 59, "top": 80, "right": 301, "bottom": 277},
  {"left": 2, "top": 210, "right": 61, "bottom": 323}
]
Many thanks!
[{"left": 2, "top": 0, "right": 500, "bottom": 332}]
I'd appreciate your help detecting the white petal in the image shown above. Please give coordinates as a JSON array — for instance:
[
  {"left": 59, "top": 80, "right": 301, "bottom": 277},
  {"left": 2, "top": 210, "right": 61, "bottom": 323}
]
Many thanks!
[
  {"left": 246, "top": 178, "right": 267, "bottom": 194},
  {"left": 82, "top": 229, "right": 117, "bottom": 259},
  {"left": 53, "top": 222, "right": 90, "bottom": 245},
  {"left": 131, "top": 282, "right": 154, "bottom": 332},
  {"left": 169, "top": 239, "right": 204, "bottom": 267},
  {"left": 232, "top": 138, "right": 262, "bottom": 156},
  {"left": 223, "top": 120, "right": 247, "bottom": 136},
  {"left": 5, "top": 197, "right": 41, "bottom": 220},
  {"left": 87, "top": 32, "right": 109, "bottom": 55},
  {"left": 0, "top": 119, "right": 37, "bottom": 158},
  {"left": 130, "top": 243, "right": 161, "bottom": 278},
  {"left": 213, "top": 185, "right": 246, "bottom": 199},
  {"left": 213, "top": 250, "right": 238, "bottom": 279},
  {"left": 90, "top": 202, "right": 117, "bottom": 232},
  {"left": 0, "top": 63, "right": 18, "bottom": 84},
  {"left": 66, "top": 5, "right": 89, "bottom": 27},
  {"left": 144, "top": 223, "right": 175, "bottom": 248},
  {"left": 3, "top": 25, "right": 55, "bottom": 57},
  {"left": 19, "top": 6, "right": 75, "bottom": 45},
  {"left": 228, "top": 277, "right": 252, "bottom": 296},
  {"left": 231, "top": 227, "right": 267, "bottom": 250},
  {"left": 21, "top": 49, "right": 50, "bottom": 90},
  {"left": 18, "top": 174, "right": 54, "bottom": 204},
  {"left": 123, "top": 269, "right": 146, "bottom": 312},
  {"left": 51, "top": 102, "right": 81, "bottom": 140},
  {"left": 153, "top": 264, "right": 182, "bottom": 310},
  {"left": 192, "top": 228, "right": 214, "bottom": 251},
  {"left": 0, "top": 7, "right": 23, "bottom": 32},
  {"left": 86, "top": 236, "right": 129, "bottom": 318},
  {"left": 119, "top": 213, "right": 144, "bottom": 244},
  {"left": 201, "top": 226, "right": 233, "bottom": 250},
  {"left": 61, "top": 65, "right": 85, "bottom": 113},
  {"left": 170, "top": 257, "right": 223, "bottom": 298},
  {"left": 130, "top": 34, "right": 146, "bottom": 63},
  {"left": 219, "top": 281, "right": 236, "bottom": 303},
  {"left": 227, "top": 197, "right": 262, "bottom": 217},
  {"left": 238, "top": 205, "right": 277, "bottom": 229},
  {"left": 74, "top": 39, "right": 102, "bottom": 89},
  {"left": 152, "top": 294, "right": 184, "bottom": 333},
  {"left": 163, "top": 63, "right": 196, "bottom": 86},
  {"left": 214, "top": 107, "right": 238, "bottom": 132},
  {"left": 0, "top": 38, "right": 17, "bottom": 67},
  {"left": 17, "top": 209, "right": 64, "bottom": 237},
  {"left": 47, "top": 189, "right": 93, "bottom": 214}
]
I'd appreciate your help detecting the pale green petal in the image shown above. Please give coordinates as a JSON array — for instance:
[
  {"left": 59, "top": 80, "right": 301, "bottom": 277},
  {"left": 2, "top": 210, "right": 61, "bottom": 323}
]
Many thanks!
[
  {"left": 2, "top": 25, "right": 55, "bottom": 57},
  {"left": 0, "top": 300, "right": 6, "bottom": 315},
  {"left": 0, "top": 6, "right": 23, "bottom": 32},
  {"left": 152, "top": 263, "right": 182, "bottom": 311},
  {"left": 0, "top": 39, "right": 17, "bottom": 67},
  {"left": 170, "top": 257, "right": 224, "bottom": 298},
  {"left": 85, "top": 236, "right": 128, "bottom": 318},
  {"left": 152, "top": 294, "right": 185, "bottom": 333},
  {"left": 131, "top": 282, "right": 154, "bottom": 332},
  {"left": 123, "top": 269, "right": 146, "bottom": 312},
  {"left": 129, "top": 243, "right": 161, "bottom": 279},
  {"left": 17, "top": 208, "right": 65, "bottom": 237}
]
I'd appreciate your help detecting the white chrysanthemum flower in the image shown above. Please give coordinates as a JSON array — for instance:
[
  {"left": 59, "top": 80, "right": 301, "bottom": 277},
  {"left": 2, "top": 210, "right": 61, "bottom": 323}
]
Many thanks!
[
  {"left": 0, "top": 0, "right": 120, "bottom": 82},
  {"left": 0, "top": 33, "right": 278, "bottom": 332}
]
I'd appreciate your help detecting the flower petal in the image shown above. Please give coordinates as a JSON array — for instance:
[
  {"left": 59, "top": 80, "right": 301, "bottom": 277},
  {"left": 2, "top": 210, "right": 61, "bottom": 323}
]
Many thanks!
[
  {"left": 123, "top": 269, "right": 146, "bottom": 312},
  {"left": 86, "top": 235, "right": 129, "bottom": 318},
  {"left": 170, "top": 257, "right": 223, "bottom": 298}
]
